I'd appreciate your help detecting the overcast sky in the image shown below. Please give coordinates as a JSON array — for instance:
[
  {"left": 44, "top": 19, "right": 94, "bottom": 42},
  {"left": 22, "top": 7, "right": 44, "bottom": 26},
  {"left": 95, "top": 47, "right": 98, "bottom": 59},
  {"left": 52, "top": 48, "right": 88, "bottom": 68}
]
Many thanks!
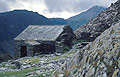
[{"left": 0, "top": 0, "right": 117, "bottom": 19}]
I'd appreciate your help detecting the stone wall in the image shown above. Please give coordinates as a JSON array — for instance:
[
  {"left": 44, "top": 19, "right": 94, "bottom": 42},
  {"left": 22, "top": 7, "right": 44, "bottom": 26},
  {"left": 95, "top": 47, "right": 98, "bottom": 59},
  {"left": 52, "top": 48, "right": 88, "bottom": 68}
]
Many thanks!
[
  {"left": 14, "top": 40, "right": 34, "bottom": 59},
  {"left": 56, "top": 26, "right": 76, "bottom": 48},
  {"left": 55, "top": 42, "right": 64, "bottom": 53},
  {"left": 14, "top": 40, "right": 56, "bottom": 58}
]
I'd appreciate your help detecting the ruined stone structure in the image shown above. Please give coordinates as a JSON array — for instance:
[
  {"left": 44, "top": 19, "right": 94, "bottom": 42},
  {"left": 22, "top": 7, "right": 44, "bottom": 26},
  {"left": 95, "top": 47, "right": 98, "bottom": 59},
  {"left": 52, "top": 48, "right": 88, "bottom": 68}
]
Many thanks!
[{"left": 14, "top": 25, "right": 75, "bottom": 58}]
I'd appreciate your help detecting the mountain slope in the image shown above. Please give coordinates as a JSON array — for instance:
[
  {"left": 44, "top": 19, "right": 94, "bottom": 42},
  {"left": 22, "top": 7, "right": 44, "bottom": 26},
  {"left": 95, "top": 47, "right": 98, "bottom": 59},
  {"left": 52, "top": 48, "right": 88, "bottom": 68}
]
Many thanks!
[
  {"left": 0, "top": 10, "right": 53, "bottom": 41},
  {"left": 0, "top": 10, "right": 53, "bottom": 58},
  {"left": 57, "top": 20, "right": 120, "bottom": 77},
  {"left": 67, "top": 5, "right": 106, "bottom": 30},
  {"left": 54, "top": 0, "right": 120, "bottom": 77},
  {"left": 74, "top": 1, "right": 120, "bottom": 41},
  {"left": 49, "top": 18, "right": 67, "bottom": 25}
]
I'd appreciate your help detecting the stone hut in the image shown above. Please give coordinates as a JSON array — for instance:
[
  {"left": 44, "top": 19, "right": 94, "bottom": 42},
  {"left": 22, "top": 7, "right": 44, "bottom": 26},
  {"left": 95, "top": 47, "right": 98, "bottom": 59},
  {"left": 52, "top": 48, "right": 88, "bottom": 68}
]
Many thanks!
[{"left": 14, "top": 25, "right": 75, "bottom": 58}]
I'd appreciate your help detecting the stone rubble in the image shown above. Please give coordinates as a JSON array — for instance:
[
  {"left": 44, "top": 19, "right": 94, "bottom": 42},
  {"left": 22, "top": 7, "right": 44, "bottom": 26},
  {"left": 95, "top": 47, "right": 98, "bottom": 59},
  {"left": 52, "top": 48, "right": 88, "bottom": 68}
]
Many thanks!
[
  {"left": 0, "top": 50, "right": 76, "bottom": 76},
  {"left": 54, "top": 21, "right": 120, "bottom": 77}
]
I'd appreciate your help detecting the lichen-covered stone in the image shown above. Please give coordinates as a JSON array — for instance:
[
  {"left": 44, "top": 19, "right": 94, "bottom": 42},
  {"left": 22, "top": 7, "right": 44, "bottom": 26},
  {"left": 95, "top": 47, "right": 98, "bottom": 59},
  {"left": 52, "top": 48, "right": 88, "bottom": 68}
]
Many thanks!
[{"left": 54, "top": 16, "right": 120, "bottom": 77}]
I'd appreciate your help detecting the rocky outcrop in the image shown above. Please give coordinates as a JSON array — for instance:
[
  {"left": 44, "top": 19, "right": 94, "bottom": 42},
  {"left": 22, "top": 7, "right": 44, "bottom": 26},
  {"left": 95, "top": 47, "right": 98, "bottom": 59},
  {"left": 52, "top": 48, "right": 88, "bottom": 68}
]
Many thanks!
[
  {"left": 74, "top": 0, "right": 120, "bottom": 41},
  {"left": 54, "top": 21, "right": 120, "bottom": 77}
]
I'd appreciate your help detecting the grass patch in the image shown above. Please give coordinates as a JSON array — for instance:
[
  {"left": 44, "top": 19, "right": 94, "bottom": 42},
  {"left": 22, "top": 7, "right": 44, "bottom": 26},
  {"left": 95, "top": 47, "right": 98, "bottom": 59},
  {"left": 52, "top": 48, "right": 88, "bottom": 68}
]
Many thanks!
[
  {"left": 64, "top": 46, "right": 70, "bottom": 51},
  {"left": 72, "top": 40, "right": 87, "bottom": 45},
  {"left": 0, "top": 67, "right": 38, "bottom": 77},
  {"left": 115, "top": 31, "right": 120, "bottom": 33},
  {"left": 0, "top": 64, "right": 6, "bottom": 68},
  {"left": 73, "top": 68, "right": 78, "bottom": 74},
  {"left": 21, "top": 57, "right": 39, "bottom": 64},
  {"left": 0, "top": 63, "right": 15, "bottom": 69},
  {"left": 110, "top": 29, "right": 115, "bottom": 35},
  {"left": 47, "top": 51, "right": 76, "bottom": 62},
  {"left": 64, "top": 70, "right": 70, "bottom": 77}
]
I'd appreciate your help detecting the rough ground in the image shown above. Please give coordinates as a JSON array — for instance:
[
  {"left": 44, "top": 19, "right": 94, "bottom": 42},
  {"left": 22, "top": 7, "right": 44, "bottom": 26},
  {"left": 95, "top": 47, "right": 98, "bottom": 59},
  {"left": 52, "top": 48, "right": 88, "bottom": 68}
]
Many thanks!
[
  {"left": 0, "top": 49, "right": 77, "bottom": 77},
  {"left": 54, "top": 21, "right": 120, "bottom": 77}
]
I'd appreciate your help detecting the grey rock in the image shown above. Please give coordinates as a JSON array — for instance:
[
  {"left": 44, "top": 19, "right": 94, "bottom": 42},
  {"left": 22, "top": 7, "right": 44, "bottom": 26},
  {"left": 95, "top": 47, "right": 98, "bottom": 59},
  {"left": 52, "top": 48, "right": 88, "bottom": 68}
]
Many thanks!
[
  {"left": 58, "top": 74, "right": 64, "bottom": 77},
  {"left": 74, "top": 0, "right": 120, "bottom": 41}
]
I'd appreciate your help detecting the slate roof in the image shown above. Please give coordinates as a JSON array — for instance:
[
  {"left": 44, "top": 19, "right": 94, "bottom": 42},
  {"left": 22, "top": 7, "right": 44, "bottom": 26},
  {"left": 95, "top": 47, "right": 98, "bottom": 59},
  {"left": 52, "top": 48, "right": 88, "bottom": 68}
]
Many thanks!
[{"left": 14, "top": 25, "right": 66, "bottom": 41}]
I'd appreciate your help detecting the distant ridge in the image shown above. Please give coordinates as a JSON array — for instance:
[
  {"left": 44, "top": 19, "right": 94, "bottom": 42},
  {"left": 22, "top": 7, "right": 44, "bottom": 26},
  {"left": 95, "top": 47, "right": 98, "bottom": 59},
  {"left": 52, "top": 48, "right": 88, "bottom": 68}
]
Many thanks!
[
  {"left": 67, "top": 5, "right": 106, "bottom": 30},
  {"left": 49, "top": 18, "right": 67, "bottom": 25}
]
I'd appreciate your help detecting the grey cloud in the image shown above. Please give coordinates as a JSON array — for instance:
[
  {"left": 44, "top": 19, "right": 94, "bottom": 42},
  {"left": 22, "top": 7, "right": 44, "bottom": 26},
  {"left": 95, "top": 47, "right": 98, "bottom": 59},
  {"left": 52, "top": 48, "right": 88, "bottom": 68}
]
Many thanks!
[
  {"left": 0, "top": 0, "right": 10, "bottom": 12},
  {"left": 0, "top": 0, "right": 33, "bottom": 12},
  {"left": 0, "top": 0, "right": 21, "bottom": 12},
  {"left": 0, "top": 0, "right": 117, "bottom": 14},
  {"left": 44, "top": 0, "right": 117, "bottom": 13}
]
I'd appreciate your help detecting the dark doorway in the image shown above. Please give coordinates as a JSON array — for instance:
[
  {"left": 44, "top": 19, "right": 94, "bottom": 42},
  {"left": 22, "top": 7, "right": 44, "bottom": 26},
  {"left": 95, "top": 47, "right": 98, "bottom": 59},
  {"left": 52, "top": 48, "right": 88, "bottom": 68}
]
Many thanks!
[{"left": 20, "top": 46, "right": 27, "bottom": 57}]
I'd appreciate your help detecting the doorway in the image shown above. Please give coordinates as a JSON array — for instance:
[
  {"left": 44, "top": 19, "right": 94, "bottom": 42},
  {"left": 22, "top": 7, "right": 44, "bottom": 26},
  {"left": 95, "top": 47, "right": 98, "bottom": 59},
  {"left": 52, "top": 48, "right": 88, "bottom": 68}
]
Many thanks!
[{"left": 20, "top": 46, "right": 27, "bottom": 57}]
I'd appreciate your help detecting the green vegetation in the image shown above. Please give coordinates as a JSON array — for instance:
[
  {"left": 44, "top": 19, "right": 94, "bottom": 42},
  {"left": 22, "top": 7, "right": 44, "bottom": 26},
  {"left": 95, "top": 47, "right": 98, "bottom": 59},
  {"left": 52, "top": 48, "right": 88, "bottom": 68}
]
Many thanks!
[
  {"left": 0, "top": 66, "right": 55, "bottom": 77},
  {"left": 114, "top": 31, "right": 120, "bottom": 33},
  {"left": 110, "top": 29, "right": 115, "bottom": 35},
  {"left": 110, "top": 29, "right": 120, "bottom": 35},
  {"left": 0, "top": 67, "right": 38, "bottom": 77},
  {"left": 0, "top": 64, "right": 6, "bottom": 68},
  {"left": 0, "top": 63, "right": 15, "bottom": 69},
  {"left": 0, "top": 48, "right": 77, "bottom": 77},
  {"left": 73, "top": 68, "right": 78, "bottom": 74},
  {"left": 72, "top": 40, "right": 87, "bottom": 45},
  {"left": 21, "top": 57, "right": 39, "bottom": 64},
  {"left": 47, "top": 51, "right": 76, "bottom": 62},
  {"left": 64, "top": 45, "right": 70, "bottom": 51},
  {"left": 64, "top": 70, "right": 70, "bottom": 77}
]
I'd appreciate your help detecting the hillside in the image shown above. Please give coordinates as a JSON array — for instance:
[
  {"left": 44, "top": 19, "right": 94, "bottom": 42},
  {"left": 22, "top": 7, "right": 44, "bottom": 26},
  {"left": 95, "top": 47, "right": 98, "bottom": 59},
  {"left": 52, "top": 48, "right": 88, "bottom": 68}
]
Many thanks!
[
  {"left": 56, "top": 20, "right": 120, "bottom": 77},
  {"left": 49, "top": 18, "right": 67, "bottom": 25},
  {"left": 67, "top": 5, "right": 106, "bottom": 30},
  {"left": 0, "top": 10, "right": 53, "bottom": 41},
  {"left": 52, "top": 0, "right": 120, "bottom": 77},
  {"left": 0, "top": 10, "right": 53, "bottom": 58},
  {"left": 74, "top": 1, "right": 120, "bottom": 41}
]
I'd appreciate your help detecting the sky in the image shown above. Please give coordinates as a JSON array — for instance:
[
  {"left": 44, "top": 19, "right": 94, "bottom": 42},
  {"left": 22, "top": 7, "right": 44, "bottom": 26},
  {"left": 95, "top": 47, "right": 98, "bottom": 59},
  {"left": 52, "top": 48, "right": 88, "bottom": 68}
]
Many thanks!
[{"left": 0, "top": 0, "right": 117, "bottom": 19}]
